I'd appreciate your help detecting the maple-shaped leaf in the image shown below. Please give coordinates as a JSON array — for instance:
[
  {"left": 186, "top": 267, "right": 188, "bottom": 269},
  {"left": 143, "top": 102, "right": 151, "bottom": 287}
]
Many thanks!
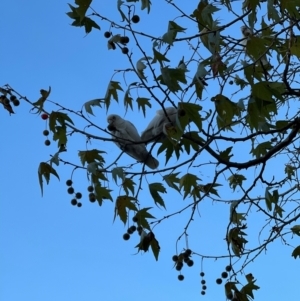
[
  {"left": 197, "top": 183, "right": 221, "bottom": 197},
  {"left": 162, "top": 21, "right": 186, "bottom": 45},
  {"left": 38, "top": 162, "right": 60, "bottom": 196},
  {"left": 163, "top": 172, "right": 181, "bottom": 193},
  {"left": 52, "top": 126, "right": 67, "bottom": 147},
  {"left": 212, "top": 94, "right": 242, "bottom": 130},
  {"left": 74, "top": 0, "right": 92, "bottom": 21},
  {"left": 104, "top": 81, "right": 123, "bottom": 110},
  {"left": 114, "top": 195, "right": 138, "bottom": 224},
  {"left": 179, "top": 173, "right": 200, "bottom": 199},
  {"left": 152, "top": 48, "right": 170, "bottom": 65},
  {"left": 49, "top": 111, "right": 74, "bottom": 147},
  {"left": 157, "top": 138, "right": 176, "bottom": 165},
  {"left": 228, "top": 174, "right": 246, "bottom": 191},
  {"left": 159, "top": 67, "right": 187, "bottom": 92},
  {"left": 137, "top": 97, "right": 151, "bottom": 117},
  {"left": 123, "top": 85, "right": 135, "bottom": 113},
  {"left": 84, "top": 99, "right": 103, "bottom": 115},
  {"left": 95, "top": 184, "right": 113, "bottom": 206},
  {"left": 122, "top": 178, "right": 135, "bottom": 195},
  {"left": 240, "top": 274, "right": 260, "bottom": 299},
  {"left": 135, "top": 207, "right": 155, "bottom": 231},
  {"left": 111, "top": 167, "right": 124, "bottom": 184},
  {"left": 149, "top": 183, "right": 167, "bottom": 208},
  {"left": 178, "top": 102, "right": 202, "bottom": 131},
  {"left": 78, "top": 149, "right": 106, "bottom": 166}
]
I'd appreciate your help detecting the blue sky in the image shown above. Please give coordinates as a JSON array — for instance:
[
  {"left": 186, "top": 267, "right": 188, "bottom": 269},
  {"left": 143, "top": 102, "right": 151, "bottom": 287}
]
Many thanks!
[{"left": 1, "top": 1, "right": 299, "bottom": 300}]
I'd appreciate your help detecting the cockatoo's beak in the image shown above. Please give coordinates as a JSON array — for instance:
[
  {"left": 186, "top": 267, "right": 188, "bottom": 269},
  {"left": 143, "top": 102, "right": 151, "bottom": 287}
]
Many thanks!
[{"left": 107, "top": 117, "right": 117, "bottom": 131}]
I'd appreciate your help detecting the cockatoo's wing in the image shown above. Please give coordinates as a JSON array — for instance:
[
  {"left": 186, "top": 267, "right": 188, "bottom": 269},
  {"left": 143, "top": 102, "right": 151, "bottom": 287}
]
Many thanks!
[
  {"left": 141, "top": 107, "right": 177, "bottom": 143},
  {"left": 107, "top": 114, "right": 159, "bottom": 169}
]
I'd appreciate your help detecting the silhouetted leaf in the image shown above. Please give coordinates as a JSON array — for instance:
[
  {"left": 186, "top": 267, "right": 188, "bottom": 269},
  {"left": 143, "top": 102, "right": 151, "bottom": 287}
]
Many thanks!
[
  {"left": 149, "top": 183, "right": 167, "bottom": 208},
  {"left": 38, "top": 162, "right": 60, "bottom": 196}
]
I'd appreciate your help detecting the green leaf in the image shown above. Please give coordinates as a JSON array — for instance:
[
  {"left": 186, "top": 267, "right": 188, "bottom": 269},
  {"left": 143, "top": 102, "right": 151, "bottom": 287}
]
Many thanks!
[
  {"left": 84, "top": 98, "right": 103, "bottom": 115},
  {"left": 241, "top": 278, "right": 260, "bottom": 299},
  {"left": 246, "top": 36, "right": 269, "bottom": 62},
  {"left": 112, "top": 167, "right": 124, "bottom": 184},
  {"left": 163, "top": 172, "right": 181, "bottom": 193},
  {"left": 104, "top": 81, "right": 123, "bottom": 110},
  {"left": 274, "top": 204, "right": 284, "bottom": 218},
  {"left": 281, "top": 0, "right": 300, "bottom": 18},
  {"left": 291, "top": 225, "right": 300, "bottom": 236},
  {"left": 267, "top": 0, "right": 280, "bottom": 21},
  {"left": 285, "top": 164, "right": 296, "bottom": 180},
  {"left": 157, "top": 138, "right": 175, "bottom": 164},
  {"left": 137, "top": 97, "right": 151, "bottom": 117},
  {"left": 123, "top": 86, "right": 134, "bottom": 113},
  {"left": 219, "top": 147, "right": 233, "bottom": 161},
  {"left": 53, "top": 125, "right": 67, "bottom": 147},
  {"left": 152, "top": 48, "right": 170, "bottom": 65},
  {"left": 95, "top": 184, "right": 113, "bottom": 206},
  {"left": 122, "top": 178, "right": 135, "bottom": 195},
  {"left": 178, "top": 102, "right": 202, "bottom": 131},
  {"left": 162, "top": 21, "right": 186, "bottom": 45},
  {"left": 49, "top": 111, "right": 74, "bottom": 139},
  {"left": 181, "top": 131, "right": 202, "bottom": 154},
  {"left": 135, "top": 207, "right": 155, "bottom": 231},
  {"left": 252, "top": 82, "right": 281, "bottom": 104},
  {"left": 149, "top": 183, "right": 167, "bottom": 208},
  {"left": 191, "top": 1, "right": 213, "bottom": 31},
  {"left": 212, "top": 94, "right": 242, "bottom": 130},
  {"left": 114, "top": 195, "right": 138, "bottom": 224},
  {"left": 179, "top": 173, "right": 200, "bottom": 199},
  {"left": 78, "top": 149, "right": 106, "bottom": 166},
  {"left": 265, "top": 188, "right": 273, "bottom": 211},
  {"left": 141, "top": 0, "right": 151, "bottom": 13},
  {"left": 75, "top": 0, "right": 92, "bottom": 21},
  {"left": 251, "top": 141, "right": 272, "bottom": 158},
  {"left": 84, "top": 17, "right": 100, "bottom": 33},
  {"left": 228, "top": 174, "right": 246, "bottom": 191},
  {"left": 227, "top": 227, "right": 248, "bottom": 257},
  {"left": 292, "top": 246, "right": 300, "bottom": 259},
  {"left": 150, "top": 237, "right": 160, "bottom": 261},
  {"left": 38, "top": 162, "right": 60, "bottom": 196},
  {"left": 197, "top": 183, "right": 221, "bottom": 197},
  {"left": 159, "top": 67, "right": 187, "bottom": 92}
]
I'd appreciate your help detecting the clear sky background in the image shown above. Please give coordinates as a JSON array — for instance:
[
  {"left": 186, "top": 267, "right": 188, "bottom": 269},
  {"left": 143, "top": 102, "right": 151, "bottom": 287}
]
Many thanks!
[{"left": 1, "top": 1, "right": 299, "bottom": 301}]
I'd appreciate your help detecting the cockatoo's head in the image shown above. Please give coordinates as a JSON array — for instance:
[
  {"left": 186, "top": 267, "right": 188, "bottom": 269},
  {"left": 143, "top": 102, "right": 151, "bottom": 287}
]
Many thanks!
[
  {"left": 241, "top": 26, "right": 252, "bottom": 37},
  {"left": 107, "top": 114, "right": 122, "bottom": 131}
]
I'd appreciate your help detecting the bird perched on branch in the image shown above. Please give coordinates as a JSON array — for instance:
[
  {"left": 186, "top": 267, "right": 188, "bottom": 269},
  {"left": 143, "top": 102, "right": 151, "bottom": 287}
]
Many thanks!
[
  {"left": 141, "top": 107, "right": 178, "bottom": 143},
  {"left": 107, "top": 114, "right": 159, "bottom": 169}
]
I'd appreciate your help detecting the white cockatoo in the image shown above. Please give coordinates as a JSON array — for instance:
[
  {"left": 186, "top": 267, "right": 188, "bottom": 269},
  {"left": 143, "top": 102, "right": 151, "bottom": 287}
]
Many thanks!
[
  {"left": 107, "top": 114, "right": 159, "bottom": 169},
  {"left": 240, "top": 26, "right": 269, "bottom": 67},
  {"left": 141, "top": 107, "right": 178, "bottom": 143}
]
